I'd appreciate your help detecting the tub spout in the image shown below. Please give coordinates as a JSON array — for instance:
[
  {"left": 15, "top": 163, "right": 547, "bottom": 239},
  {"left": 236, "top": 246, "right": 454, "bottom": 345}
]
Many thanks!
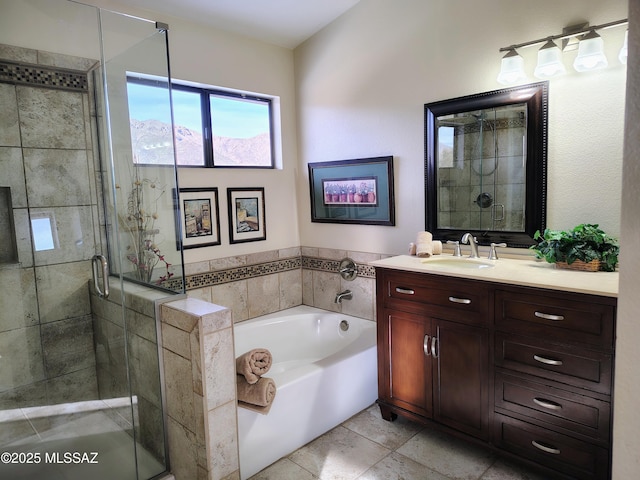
[{"left": 335, "top": 290, "right": 353, "bottom": 304}]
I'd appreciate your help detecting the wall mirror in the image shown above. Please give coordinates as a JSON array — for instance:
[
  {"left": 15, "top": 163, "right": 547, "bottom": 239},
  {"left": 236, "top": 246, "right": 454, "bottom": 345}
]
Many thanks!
[{"left": 425, "top": 81, "right": 548, "bottom": 247}]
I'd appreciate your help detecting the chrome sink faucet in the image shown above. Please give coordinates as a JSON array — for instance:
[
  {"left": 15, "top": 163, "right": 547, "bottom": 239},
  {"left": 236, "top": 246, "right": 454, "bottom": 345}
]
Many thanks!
[{"left": 461, "top": 233, "right": 480, "bottom": 258}]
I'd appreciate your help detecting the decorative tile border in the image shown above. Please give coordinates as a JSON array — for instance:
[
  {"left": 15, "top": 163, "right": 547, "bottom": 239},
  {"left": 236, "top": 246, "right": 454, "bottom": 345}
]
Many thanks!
[
  {"left": 302, "top": 256, "right": 376, "bottom": 279},
  {"left": 0, "top": 60, "right": 88, "bottom": 92},
  {"left": 185, "top": 256, "right": 302, "bottom": 290},
  {"left": 183, "top": 255, "right": 376, "bottom": 291}
]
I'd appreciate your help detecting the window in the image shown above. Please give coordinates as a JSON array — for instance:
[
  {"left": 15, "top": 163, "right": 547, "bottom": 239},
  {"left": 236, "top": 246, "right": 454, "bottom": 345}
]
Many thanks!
[{"left": 126, "top": 77, "right": 275, "bottom": 168}]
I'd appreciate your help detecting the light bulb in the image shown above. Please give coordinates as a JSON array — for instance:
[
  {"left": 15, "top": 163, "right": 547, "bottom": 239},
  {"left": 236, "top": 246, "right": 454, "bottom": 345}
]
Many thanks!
[
  {"left": 497, "top": 49, "right": 526, "bottom": 85},
  {"left": 534, "top": 39, "right": 566, "bottom": 78},
  {"left": 573, "top": 29, "right": 608, "bottom": 72}
]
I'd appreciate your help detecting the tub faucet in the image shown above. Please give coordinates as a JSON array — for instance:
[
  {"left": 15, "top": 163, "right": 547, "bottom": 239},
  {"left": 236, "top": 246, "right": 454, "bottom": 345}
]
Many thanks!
[
  {"left": 461, "top": 233, "right": 480, "bottom": 258},
  {"left": 335, "top": 290, "right": 353, "bottom": 304}
]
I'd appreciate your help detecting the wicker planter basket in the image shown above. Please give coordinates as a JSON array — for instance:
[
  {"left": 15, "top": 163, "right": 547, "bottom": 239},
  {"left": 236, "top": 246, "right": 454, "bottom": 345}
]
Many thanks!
[{"left": 555, "top": 259, "right": 601, "bottom": 272}]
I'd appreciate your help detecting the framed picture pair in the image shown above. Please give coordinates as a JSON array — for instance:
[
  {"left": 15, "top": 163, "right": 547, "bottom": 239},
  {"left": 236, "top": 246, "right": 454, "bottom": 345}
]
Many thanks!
[{"left": 176, "top": 187, "right": 266, "bottom": 249}]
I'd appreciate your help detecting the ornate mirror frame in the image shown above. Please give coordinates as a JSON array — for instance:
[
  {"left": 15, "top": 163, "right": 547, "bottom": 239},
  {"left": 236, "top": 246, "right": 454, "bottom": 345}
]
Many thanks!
[{"left": 425, "top": 81, "right": 548, "bottom": 247}]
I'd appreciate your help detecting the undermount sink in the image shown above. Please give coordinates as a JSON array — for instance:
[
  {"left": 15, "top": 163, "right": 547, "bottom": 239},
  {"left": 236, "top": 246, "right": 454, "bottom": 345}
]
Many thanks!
[{"left": 421, "top": 257, "right": 495, "bottom": 269}]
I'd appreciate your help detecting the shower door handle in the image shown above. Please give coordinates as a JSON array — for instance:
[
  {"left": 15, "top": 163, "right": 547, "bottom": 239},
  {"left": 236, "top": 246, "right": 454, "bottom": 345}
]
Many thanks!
[
  {"left": 492, "top": 203, "right": 505, "bottom": 221},
  {"left": 92, "top": 254, "right": 110, "bottom": 299}
]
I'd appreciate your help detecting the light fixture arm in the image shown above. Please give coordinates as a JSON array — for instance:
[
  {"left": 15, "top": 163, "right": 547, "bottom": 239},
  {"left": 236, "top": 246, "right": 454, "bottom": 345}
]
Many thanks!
[{"left": 499, "top": 18, "right": 628, "bottom": 53}]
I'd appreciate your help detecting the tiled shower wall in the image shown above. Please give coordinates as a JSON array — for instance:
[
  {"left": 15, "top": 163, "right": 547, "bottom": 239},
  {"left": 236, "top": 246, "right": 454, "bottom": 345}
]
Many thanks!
[
  {"left": 0, "top": 44, "right": 102, "bottom": 408},
  {"left": 184, "top": 247, "right": 380, "bottom": 322},
  {"left": 438, "top": 115, "right": 526, "bottom": 231},
  {"left": 90, "top": 280, "right": 176, "bottom": 464}
]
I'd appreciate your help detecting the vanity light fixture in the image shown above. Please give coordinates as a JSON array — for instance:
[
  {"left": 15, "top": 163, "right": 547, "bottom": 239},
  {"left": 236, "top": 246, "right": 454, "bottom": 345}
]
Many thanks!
[
  {"left": 534, "top": 39, "right": 566, "bottom": 79},
  {"left": 498, "top": 18, "right": 627, "bottom": 84},
  {"left": 573, "top": 29, "right": 608, "bottom": 72},
  {"left": 497, "top": 48, "right": 527, "bottom": 85}
]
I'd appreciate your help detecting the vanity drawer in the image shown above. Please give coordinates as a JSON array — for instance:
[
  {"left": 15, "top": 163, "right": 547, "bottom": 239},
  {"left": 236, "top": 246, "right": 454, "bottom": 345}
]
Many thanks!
[
  {"left": 495, "top": 290, "right": 615, "bottom": 349},
  {"left": 381, "top": 271, "right": 489, "bottom": 321},
  {"left": 494, "top": 413, "right": 610, "bottom": 480},
  {"left": 495, "top": 371, "right": 611, "bottom": 442},
  {"left": 495, "top": 333, "right": 613, "bottom": 394}
]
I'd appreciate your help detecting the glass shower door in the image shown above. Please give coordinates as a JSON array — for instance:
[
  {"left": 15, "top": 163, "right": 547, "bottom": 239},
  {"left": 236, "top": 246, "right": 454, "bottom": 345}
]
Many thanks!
[
  {"left": 0, "top": 1, "right": 177, "bottom": 479},
  {"left": 0, "top": 1, "right": 142, "bottom": 479},
  {"left": 97, "top": 9, "right": 181, "bottom": 480}
]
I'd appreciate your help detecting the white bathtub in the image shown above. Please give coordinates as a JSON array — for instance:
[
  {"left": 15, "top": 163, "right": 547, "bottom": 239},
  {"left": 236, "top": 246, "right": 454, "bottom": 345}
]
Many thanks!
[{"left": 234, "top": 305, "right": 378, "bottom": 479}]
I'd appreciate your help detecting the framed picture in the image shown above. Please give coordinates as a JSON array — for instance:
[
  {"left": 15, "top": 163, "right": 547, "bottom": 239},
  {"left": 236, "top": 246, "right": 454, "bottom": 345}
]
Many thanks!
[
  {"left": 176, "top": 187, "right": 221, "bottom": 249},
  {"left": 308, "top": 156, "right": 395, "bottom": 225},
  {"left": 227, "top": 187, "right": 266, "bottom": 244}
]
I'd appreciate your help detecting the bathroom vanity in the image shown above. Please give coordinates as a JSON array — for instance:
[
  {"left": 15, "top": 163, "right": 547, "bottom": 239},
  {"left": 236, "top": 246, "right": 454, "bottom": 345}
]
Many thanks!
[{"left": 371, "top": 255, "right": 618, "bottom": 480}]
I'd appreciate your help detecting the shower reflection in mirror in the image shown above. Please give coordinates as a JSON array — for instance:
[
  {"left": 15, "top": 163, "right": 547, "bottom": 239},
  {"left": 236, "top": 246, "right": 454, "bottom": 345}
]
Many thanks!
[{"left": 436, "top": 104, "right": 526, "bottom": 233}]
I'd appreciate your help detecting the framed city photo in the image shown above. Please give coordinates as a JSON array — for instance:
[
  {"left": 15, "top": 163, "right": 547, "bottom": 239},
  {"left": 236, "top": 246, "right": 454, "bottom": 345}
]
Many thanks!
[
  {"left": 308, "top": 156, "right": 395, "bottom": 225},
  {"left": 227, "top": 187, "right": 266, "bottom": 244},
  {"left": 177, "top": 187, "right": 221, "bottom": 249}
]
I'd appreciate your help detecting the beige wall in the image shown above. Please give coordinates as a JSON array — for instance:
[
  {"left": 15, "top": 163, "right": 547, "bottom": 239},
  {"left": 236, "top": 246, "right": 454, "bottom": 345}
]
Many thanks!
[{"left": 295, "top": 0, "right": 627, "bottom": 254}]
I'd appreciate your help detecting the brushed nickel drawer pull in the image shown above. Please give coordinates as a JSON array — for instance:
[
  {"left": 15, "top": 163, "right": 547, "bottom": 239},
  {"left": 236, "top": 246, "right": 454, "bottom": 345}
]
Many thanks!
[
  {"left": 533, "top": 397, "right": 563, "bottom": 411},
  {"left": 533, "top": 354, "right": 563, "bottom": 366},
  {"left": 424, "top": 335, "right": 431, "bottom": 356},
  {"left": 531, "top": 440, "right": 561, "bottom": 455},
  {"left": 395, "top": 287, "right": 415, "bottom": 295},
  {"left": 448, "top": 296, "right": 471, "bottom": 304},
  {"left": 535, "top": 311, "right": 565, "bottom": 321},
  {"left": 431, "top": 337, "right": 439, "bottom": 358}
]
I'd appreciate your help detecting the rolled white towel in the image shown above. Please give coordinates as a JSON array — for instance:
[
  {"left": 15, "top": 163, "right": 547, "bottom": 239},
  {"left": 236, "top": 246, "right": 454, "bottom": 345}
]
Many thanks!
[
  {"left": 432, "top": 240, "right": 443, "bottom": 255},
  {"left": 416, "top": 231, "right": 433, "bottom": 257}
]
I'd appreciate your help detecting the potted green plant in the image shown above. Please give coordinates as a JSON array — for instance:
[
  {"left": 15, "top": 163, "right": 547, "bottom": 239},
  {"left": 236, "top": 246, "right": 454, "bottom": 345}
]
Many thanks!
[{"left": 530, "top": 223, "right": 619, "bottom": 272}]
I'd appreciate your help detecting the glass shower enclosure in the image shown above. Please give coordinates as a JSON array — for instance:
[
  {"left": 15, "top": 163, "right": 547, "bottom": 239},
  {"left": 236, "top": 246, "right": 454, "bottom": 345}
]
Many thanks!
[{"left": 0, "top": 1, "right": 183, "bottom": 479}]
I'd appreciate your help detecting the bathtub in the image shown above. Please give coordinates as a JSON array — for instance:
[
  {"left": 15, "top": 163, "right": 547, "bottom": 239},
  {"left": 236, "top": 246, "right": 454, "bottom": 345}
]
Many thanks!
[{"left": 234, "top": 305, "right": 378, "bottom": 479}]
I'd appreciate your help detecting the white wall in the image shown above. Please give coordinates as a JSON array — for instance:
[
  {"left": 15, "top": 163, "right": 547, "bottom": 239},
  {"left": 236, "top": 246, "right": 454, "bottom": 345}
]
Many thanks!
[{"left": 295, "top": 0, "right": 628, "bottom": 255}]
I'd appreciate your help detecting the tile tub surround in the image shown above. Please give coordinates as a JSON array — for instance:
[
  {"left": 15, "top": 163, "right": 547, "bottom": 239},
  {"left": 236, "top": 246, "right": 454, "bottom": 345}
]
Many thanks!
[
  {"left": 184, "top": 247, "right": 380, "bottom": 322},
  {"left": 160, "top": 298, "right": 239, "bottom": 480}
]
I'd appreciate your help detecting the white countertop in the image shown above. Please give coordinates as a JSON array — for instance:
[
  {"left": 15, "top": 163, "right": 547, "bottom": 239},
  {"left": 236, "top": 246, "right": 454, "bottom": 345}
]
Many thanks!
[{"left": 369, "top": 254, "right": 619, "bottom": 298}]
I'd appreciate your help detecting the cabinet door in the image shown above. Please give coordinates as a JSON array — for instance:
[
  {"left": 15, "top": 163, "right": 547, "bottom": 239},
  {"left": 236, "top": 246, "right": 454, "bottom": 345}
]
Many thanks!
[
  {"left": 433, "top": 318, "right": 490, "bottom": 440},
  {"left": 378, "top": 309, "right": 432, "bottom": 418}
]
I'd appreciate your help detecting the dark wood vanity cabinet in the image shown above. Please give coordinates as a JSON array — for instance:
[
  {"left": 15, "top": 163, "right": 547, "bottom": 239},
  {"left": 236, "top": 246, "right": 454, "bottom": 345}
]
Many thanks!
[
  {"left": 376, "top": 269, "right": 491, "bottom": 440},
  {"left": 493, "top": 286, "right": 616, "bottom": 480},
  {"left": 375, "top": 267, "right": 617, "bottom": 480}
]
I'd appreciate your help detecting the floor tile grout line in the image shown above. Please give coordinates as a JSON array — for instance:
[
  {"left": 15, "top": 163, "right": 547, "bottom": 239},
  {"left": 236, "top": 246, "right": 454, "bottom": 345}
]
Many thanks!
[{"left": 285, "top": 449, "right": 322, "bottom": 479}]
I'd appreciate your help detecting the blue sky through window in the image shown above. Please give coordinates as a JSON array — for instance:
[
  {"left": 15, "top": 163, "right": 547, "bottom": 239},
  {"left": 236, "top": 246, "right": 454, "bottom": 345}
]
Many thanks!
[{"left": 127, "top": 83, "right": 269, "bottom": 139}]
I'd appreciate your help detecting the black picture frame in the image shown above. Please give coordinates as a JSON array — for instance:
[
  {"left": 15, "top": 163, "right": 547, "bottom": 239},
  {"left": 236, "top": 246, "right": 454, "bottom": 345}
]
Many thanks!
[
  {"left": 308, "top": 156, "right": 395, "bottom": 226},
  {"left": 227, "top": 187, "right": 266, "bottom": 244},
  {"left": 176, "top": 187, "right": 221, "bottom": 249}
]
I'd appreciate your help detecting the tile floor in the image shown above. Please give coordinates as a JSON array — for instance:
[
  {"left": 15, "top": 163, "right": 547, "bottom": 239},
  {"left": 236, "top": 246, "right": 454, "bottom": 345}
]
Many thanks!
[
  {"left": 0, "top": 400, "right": 165, "bottom": 480},
  {"left": 249, "top": 404, "right": 548, "bottom": 480}
]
